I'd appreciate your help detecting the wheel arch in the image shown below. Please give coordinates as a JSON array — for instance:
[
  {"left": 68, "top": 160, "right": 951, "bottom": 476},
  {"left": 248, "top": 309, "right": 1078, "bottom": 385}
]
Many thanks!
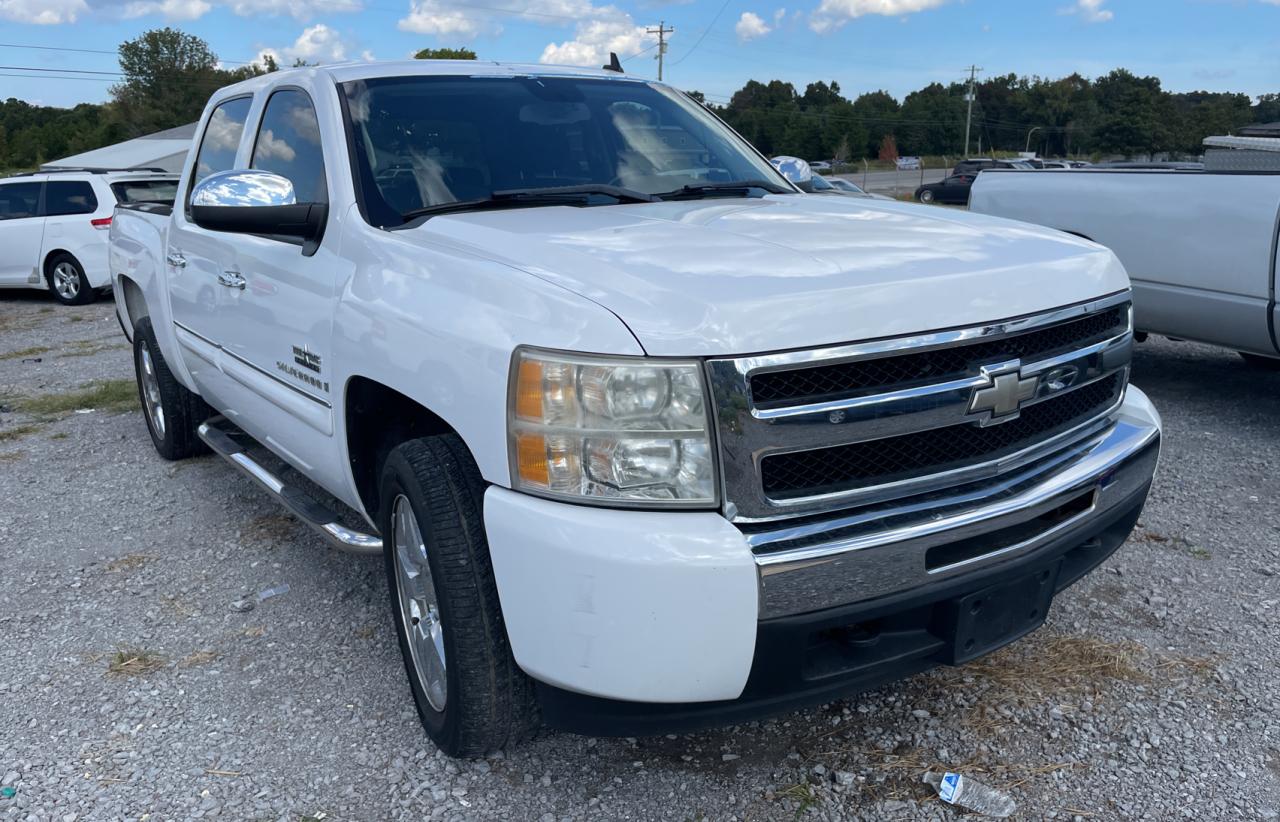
[
  {"left": 42, "top": 248, "right": 81, "bottom": 277},
  {"left": 344, "top": 375, "right": 466, "bottom": 523},
  {"left": 116, "top": 274, "right": 150, "bottom": 334}
]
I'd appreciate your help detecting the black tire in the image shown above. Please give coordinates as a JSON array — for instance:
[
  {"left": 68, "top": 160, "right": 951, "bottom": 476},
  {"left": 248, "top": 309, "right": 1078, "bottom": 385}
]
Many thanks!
[
  {"left": 918, "top": 189, "right": 935, "bottom": 203},
  {"left": 45, "top": 252, "right": 96, "bottom": 306},
  {"left": 132, "top": 317, "right": 211, "bottom": 460},
  {"left": 380, "top": 434, "right": 538, "bottom": 757},
  {"left": 1240, "top": 352, "right": 1280, "bottom": 370}
]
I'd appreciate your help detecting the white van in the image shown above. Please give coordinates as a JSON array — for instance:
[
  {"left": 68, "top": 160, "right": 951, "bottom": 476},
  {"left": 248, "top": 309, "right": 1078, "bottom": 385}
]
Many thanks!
[{"left": 0, "top": 169, "right": 177, "bottom": 305}]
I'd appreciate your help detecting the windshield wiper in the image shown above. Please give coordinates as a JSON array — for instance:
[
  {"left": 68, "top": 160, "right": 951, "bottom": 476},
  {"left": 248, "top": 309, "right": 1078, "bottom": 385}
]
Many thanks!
[
  {"left": 654, "top": 179, "right": 790, "bottom": 200},
  {"left": 398, "top": 184, "right": 658, "bottom": 223}
]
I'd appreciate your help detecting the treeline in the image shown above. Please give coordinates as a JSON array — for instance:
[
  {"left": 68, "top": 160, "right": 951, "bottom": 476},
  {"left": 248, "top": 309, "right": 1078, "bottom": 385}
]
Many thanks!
[
  {"left": 3, "top": 29, "right": 1278, "bottom": 171},
  {"left": 0, "top": 28, "right": 288, "bottom": 172},
  {"left": 698, "top": 70, "right": 1279, "bottom": 162}
]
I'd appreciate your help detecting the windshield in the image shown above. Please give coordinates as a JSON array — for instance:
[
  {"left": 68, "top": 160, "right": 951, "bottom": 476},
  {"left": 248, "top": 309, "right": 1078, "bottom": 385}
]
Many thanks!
[{"left": 340, "top": 75, "right": 789, "bottom": 226}]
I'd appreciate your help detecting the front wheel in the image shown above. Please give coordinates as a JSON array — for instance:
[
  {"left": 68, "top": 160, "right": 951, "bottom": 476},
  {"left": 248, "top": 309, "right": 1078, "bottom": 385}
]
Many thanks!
[
  {"left": 918, "top": 189, "right": 935, "bottom": 204},
  {"left": 380, "top": 435, "right": 538, "bottom": 757},
  {"left": 46, "top": 253, "right": 95, "bottom": 306}
]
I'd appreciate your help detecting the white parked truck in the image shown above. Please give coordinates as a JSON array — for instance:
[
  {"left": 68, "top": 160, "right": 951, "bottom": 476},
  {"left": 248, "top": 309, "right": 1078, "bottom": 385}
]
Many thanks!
[
  {"left": 109, "top": 61, "right": 1162, "bottom": 756},
  {"left": 970, "top": 168, "right": 1280, "bottom": 368}
]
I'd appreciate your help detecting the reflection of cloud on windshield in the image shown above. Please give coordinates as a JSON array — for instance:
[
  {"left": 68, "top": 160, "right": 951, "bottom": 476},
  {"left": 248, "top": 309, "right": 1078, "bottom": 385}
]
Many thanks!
[
  {"left": 255, "top": 129, "right": 297, "bottom": 163},
  {"left": 346, "top": 80, "right": 370, "bottom": 123},
  {"left": 408, "top": 151, "right": 457, "bottom": 205},
  {"left": 286, "top": 102, "right": 322, "bottom": 145}
]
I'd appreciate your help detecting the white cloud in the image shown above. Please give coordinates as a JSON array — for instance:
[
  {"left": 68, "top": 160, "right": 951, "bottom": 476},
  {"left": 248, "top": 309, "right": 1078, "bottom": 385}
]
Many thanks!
[
  {"left": 121, "top": 0, "right": 209, "bottom": 20},
  {"left": 400, "top": 0, "right": 593, "bottom": 38},
  {"left": 1060, "top": 0, "right": 1113, "bottom": 23},
  {"left": 261, "top": 23, "right": 350, "bottom": 66},
  {"left": 809, "top": 0, "right": 948, "bottom": 33},
  {"left": 0, "top": 0, "right": 88, "bottom": 23},
  {"left": 539, "top": 6, "right": 655, "bottom": 68},
  {"left": 735, "top": 11, "right": 771, "bottom": 41}
]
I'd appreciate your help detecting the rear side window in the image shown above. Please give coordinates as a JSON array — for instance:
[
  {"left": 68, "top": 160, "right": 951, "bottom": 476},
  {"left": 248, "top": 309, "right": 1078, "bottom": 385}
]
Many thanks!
[
  {"left": 45, "top": 181, "right": 98, "bottom": 216},
  {"left": 189, "top": 96, "right": 253, "bottom": 200},
  {"left": 111, "top": 180, "right": 179, "bottom": 205},
  {"left": 0, "top": 182, "right": 41, "bottom": 220},
  {"left": 251, "top": 89, "right": 327, "bottom": 204}
]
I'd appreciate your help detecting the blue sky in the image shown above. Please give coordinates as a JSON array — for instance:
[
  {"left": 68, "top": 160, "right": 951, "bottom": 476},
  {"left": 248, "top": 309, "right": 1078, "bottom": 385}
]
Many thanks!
[{"left": 2, "top": 0, "right": 1277, "bottom": 109}]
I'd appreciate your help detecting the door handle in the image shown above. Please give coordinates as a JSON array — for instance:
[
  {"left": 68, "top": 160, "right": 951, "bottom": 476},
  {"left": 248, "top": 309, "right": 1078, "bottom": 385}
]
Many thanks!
[
  {"left": 166, "top": 251, "right": 186, "bottom": 269},
  {"left": 217, "top": 271, "right": 246, "bottom": 290}
]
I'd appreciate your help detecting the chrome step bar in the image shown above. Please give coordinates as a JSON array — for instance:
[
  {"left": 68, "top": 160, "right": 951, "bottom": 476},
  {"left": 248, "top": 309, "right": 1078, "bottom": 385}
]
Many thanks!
[{"left": 197, "top": 418, "right": 382, "bottom": 556}]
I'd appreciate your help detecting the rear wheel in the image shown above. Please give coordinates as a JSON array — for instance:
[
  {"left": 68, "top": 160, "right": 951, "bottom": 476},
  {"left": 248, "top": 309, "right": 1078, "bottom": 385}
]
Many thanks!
[
  {"left": 918, "top": 189, "right": 935, "bottom": 204},
  {"left": 46, "top": 253, "right": 95, "bottom": 306},
  {"left": 132, "top": 317, "right": 211, "bottom": 460},
  {"left": 1239, "top": 352, "right": 1280, "bottom": 371},
  {"left": 380, "top": 435, "right": 538, "bottom": 757}
]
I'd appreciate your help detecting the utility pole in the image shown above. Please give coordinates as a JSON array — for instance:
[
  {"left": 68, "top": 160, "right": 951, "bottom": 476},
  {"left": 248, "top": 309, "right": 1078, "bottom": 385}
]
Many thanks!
[
  {"left": 962, "top": 64, "right": 982, "bottom": 159},
  {"left": 648, "top": 21, "right": 674, "bottom": 81}
]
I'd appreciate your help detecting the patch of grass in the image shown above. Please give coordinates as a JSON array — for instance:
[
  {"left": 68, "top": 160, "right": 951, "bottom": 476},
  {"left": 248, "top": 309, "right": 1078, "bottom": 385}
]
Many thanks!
[
  {"left": 67, "top": 315, "right": 85, "bottom": 323},
  {"left": 16, "top": 379, "right": 138, "bottom": 417},
  {"left": 106, "top": 553, "right": 153, "bottom": 573},
  {"left": 106, "top": 647, "right": 166, "bottom": 677},
  {"left": 0, "top": 423, "right": 44, "bottom": 442},
  {"left": 958, "top": 635, "right": 1148, "bottom": 693},
  {"left": 0, "top": 345, "right": 51, "bottom": 361},
  {"left": 180, "top": 650, "right": 220, "bottom": 667},
  {"left": 59, "top": 339, "right": 126, "bottom": 359},
  {"left": 49, "top": 431, "right": 69, "bottom": 440},
  {"left": 0, "top": 450, "right": 25, "bottom": 463},
  {"left": 775, "top": 783, "right": 818, "bottom": 819}
]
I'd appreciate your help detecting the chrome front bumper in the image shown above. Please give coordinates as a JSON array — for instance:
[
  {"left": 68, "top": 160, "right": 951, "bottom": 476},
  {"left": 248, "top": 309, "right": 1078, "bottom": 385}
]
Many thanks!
[{"left": 752, "top": 386, "right": 1161, "bottom": 618}]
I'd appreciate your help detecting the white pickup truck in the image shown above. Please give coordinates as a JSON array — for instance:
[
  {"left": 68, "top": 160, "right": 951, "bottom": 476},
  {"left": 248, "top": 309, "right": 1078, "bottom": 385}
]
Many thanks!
[
  {"left": 971, "top": 168, "right": 1280, "bottom": 368},
  {"left": 109, "top": 60, "right": 1161, "bottom": 756}
]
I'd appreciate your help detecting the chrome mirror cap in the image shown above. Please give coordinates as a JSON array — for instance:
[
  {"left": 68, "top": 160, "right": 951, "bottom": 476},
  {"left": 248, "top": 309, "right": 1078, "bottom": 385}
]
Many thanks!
[
  {"left": 191, "top": 169, "right": 297, "bottom": 208},
  {"left": 770, "top": 156, "right": 813, "bottom": 185}
]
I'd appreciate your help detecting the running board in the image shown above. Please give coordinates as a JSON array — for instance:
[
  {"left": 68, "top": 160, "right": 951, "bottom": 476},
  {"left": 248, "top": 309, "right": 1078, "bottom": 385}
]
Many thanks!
[{"left": 197, "top": 418, "right": 382, "bottom": 556}]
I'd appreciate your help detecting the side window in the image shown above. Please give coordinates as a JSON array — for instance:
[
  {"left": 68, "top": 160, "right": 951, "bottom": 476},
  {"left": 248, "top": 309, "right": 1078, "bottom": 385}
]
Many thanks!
[
  {"left": 189, "top": 96, "right": 253, "bottom": 202},
  {"left": 0, "top": 182, "right": 42, "bottom": 220},
  {"left": 45, "top": 181, "right": 98, "bottom": 216},
  {"left": 251, "top": 89, "right": 327, "bottom": 204}
]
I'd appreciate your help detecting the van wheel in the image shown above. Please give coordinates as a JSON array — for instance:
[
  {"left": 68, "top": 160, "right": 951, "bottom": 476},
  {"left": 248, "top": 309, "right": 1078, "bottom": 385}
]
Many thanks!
[
  {"left": 132, "top": 317, "right": 211, "bottom": 460},
  {"left": 1239, "top": 352, "right": 1280, "bottom": 371},
  {"left": 380, "top": 434, "right": 538, "bottom": 757},
  {"left": 46, "top": 253, "right": 95, "bottom": 306}
]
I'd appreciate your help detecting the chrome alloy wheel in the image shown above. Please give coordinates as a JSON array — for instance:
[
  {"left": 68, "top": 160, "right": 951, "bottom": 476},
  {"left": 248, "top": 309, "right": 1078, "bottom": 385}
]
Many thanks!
[
  {"left": 52, "top": 262, "right": 81, "bottom": 300},
  {"left": 392, "top": 494, "right": 448, "bottom": 712},
  {"left": 138, "top": 342, "right": 166, "bottom": 439}
]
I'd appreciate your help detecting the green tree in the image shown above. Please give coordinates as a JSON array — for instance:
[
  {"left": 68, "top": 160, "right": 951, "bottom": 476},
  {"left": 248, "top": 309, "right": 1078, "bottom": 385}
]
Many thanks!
[
  {"left": 1091, "top": 69, "right": 1175, "bottom": 157},
  {"left": 111, "top": 28, "right": 225, "bottom": 138},
  {"left": 414, "top": 47, "right": 477, "bottom": 59},
  {"left": 850, "top": 91, "right": 899, "bottom": 158}
]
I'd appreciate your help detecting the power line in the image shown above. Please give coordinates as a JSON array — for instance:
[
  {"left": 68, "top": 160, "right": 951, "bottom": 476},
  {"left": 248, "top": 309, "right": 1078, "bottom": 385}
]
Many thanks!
[
  {"left": 0, "top": 65, "right": 124, "bottom": 76},
  {"left": 669, "top": 0, "right": 729, "bottom": 68},
  {"left": 0, "top": 40, "right": 254, "bottom": 65}
]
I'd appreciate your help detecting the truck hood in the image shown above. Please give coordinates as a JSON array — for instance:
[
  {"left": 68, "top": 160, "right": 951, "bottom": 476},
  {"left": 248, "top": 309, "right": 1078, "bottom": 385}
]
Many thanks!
[{"left": 407, "top": 195, "right": 1129, "bottom": 357}]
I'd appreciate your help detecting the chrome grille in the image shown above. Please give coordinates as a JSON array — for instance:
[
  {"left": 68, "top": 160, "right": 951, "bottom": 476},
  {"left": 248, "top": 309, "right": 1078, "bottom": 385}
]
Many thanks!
[
  {"left": 750, "top": 305, "right": 1128, "bottom": 407},
  {"left": 705, "top": 293, "right": 1134, "bottom": 523},
  {"left": 761, "top": 373, "right": 1121, "bottom": 499}
]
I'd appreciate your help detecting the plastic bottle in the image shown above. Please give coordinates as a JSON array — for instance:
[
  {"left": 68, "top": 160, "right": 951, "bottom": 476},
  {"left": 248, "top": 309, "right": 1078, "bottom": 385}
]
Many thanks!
[{"left": 922, "top": 771, "right": 1017, "bottom": 818}]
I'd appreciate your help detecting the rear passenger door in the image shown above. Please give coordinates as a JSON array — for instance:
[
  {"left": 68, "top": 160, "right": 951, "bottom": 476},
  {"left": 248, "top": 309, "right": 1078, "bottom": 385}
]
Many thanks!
[{"left": 0, "top": 180, "right": 46, "bottom": 287}]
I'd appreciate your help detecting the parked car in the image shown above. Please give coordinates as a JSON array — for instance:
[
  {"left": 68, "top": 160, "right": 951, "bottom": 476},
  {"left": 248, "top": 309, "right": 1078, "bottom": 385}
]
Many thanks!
[
  {"left": 111, "top": 61, "right": 1161, "bottom": 756},
  {"left": 0, "top": 168, "right": 177, "bottom": 305},
  {"left": 915, "top": 173, "right": 976, "bottom": 204},
  {"left": 1041, "top": 161, "right": 1072, "bottom": 170},
  {"left": 971, "top": 167, "right": 1280, "bottom": 367},
  {"left": 808, "top": 160, "right": 832, "bottom": 172},
  {"left": 826, "top": 177, "right": 893, "bottom": 200},
  {"left": 952, "top": 158, "right": 1034, "bottom": 176}
]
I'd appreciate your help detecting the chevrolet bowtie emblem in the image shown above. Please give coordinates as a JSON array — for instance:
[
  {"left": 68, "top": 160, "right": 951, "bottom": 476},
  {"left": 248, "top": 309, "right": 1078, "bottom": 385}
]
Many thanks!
[{"left": 968, "top": 361, "right": 1038, "bottom": 424}]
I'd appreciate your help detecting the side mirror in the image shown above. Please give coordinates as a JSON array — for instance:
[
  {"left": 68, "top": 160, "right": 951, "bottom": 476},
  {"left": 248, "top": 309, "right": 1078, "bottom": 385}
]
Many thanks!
[
  {"left": 190, "top": 169, "right": 326, "bottom": 254},
  {"left": 769, "top": 156, "right": 813, "bottom": 185}
]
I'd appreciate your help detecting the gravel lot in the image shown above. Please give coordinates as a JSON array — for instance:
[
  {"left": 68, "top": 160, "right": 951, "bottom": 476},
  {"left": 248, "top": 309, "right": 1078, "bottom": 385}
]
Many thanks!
[{"left": 1, "top": 293, "right": 1277, "bottom": 821}]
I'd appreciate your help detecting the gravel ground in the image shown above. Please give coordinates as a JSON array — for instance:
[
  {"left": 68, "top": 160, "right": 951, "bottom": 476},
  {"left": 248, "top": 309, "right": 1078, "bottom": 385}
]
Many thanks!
[{"left": 0, "top": 292, "right": 1277, "bottom": 821}]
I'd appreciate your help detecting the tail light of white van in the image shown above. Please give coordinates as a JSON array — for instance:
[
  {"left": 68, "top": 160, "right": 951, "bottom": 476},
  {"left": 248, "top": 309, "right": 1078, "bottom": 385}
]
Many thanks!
[{"left": 91, "top": 217, "right": 112, "bottom": 230}]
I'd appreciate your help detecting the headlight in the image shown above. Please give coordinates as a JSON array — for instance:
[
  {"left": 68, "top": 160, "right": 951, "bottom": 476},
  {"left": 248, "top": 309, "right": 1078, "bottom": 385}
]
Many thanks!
[{"left": 508, "top": 348, "right": 717, "bottom": 507}]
